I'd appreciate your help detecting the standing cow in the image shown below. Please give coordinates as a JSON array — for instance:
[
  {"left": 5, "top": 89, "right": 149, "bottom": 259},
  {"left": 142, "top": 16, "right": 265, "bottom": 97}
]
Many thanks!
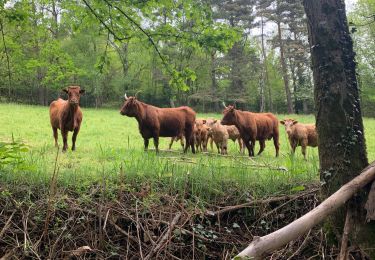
[
  {"left": 221, "top": 104, "right": 279, "bottom": 157},
  {"left": 120, "top": 94, "right": 196, "bottom": 153},
  {"left": 280, "top": 119, "right": 318, "bottom": 160},
  {"left": 49, "top": 86, "right": 85, "bottom": 152}
]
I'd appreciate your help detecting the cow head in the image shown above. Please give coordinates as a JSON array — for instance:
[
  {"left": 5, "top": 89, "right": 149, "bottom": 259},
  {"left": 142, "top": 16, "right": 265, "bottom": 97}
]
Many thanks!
[
  {"left": 120, "top": 94, "right": 140, "bottom": 117},
  {"left": 280, "top": 119, "right": 298, "bottom": 135},
  {"left": 63, "top": 86, "right": 85, "bottom": 106},
  {"left": 221, "top": 105, "right": 236, "bottom": 125},
  {"left": 195, "top": 119, "right": 207, "bottom": 135}
]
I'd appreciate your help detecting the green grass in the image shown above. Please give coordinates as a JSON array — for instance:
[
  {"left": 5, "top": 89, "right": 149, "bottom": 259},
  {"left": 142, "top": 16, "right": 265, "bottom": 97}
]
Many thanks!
[{"left": 1, "top": 103, "right": 374, "bottom": 203}]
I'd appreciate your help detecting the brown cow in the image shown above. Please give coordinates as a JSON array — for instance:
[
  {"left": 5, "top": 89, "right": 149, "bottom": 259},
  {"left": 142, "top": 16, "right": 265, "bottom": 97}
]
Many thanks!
[
  {"left": 280, "top": 119, "right": 318, "bottom": 160},
  {"left": 49, "top": 86, "right": 85, "bottom": 152},
  {"left": 120, "top": 94, "right": 196, "bottom": 153},
  {"left": 221, "top": 105, "right": 279, "bottom": 157}
]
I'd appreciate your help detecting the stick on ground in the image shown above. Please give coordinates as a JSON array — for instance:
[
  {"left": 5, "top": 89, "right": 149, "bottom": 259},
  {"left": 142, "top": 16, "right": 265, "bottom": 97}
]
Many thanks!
[{"left": 235, "top": 161, "right": 375, "bottom": 259}]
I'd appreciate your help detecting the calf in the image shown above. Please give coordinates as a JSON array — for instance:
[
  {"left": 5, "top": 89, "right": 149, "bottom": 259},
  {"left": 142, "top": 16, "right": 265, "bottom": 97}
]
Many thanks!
[
  {"left": 225, "top": 125, "right": 244, "bottom": 153},
  {"left": 195, "top": 119, "right": 210, "bottom": 152},
  {"left": 49, "top": 86, "right": 85, "bottom": 152},
  {"left": 221, "top": 104, "right": 279, "bottom": 157},
  {"left": 169, "top": 135, "right": 185, "bottom": 150},
  {"left": 120, "top": 94, "right": 196, "bottom": 153},
  {"left": 280, "top": 119, "right": 318, "bottom": 160},
  {"left": 206, "top": 120, "right": 229, "bottom": 155}
]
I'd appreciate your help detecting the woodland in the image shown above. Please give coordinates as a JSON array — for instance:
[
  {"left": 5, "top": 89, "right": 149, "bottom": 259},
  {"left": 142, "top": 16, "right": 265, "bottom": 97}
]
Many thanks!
[{"left": 0, "top": 0, "right": 372, "bottom": 115}]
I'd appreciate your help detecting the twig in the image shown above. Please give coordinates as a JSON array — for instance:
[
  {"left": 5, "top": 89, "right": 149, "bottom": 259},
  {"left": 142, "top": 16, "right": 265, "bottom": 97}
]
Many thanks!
[
  {"left": 207, "top": 188, "right": 318, "bottom": 217},
  {"left": 70, "top": 206, "right": 138, "bottom": 244},
  {"left": 135, "top": 202, "right": 144, "bottom": 260},
  {"left": 144, "top": 212, "right": 182, "bottom": 260},
  {"left": 0, "top": 210, "right": 15, "bottom": 239},
  {"left": 339, "top": 207, "right": 353, "bottom": 260},
  {"left": 286, "top": 229, "right": 312, "bottom": 260},
  {"left": 253, "top": 190, "right": 317, "bottom": 225}
]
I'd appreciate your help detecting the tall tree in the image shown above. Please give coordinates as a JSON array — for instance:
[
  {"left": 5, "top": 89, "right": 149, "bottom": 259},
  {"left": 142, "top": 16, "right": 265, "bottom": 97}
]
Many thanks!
[{"left": 303, "top": 0, "right": 375, "bottom": 256}]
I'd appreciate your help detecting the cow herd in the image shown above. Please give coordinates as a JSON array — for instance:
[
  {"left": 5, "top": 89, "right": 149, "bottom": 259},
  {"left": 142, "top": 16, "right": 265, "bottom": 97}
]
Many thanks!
[{"left": 49, "top": 86, "right": 318, "bottom": 159}]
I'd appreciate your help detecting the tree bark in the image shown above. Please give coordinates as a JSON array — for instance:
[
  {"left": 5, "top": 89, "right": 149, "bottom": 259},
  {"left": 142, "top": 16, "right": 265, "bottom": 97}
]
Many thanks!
[
  {"left": 303, "top": 0, "right": 374, "bottom": 255},
  {"left": 0, "top": 18, "right": 12, "bottom": 102},
  {"left": 210, "top": 50, "right": 219, "bottom": 112},
  {"left": 260, "top": 16, "right": 268, "bottom": 112},
  {"left": 276, "top": 20, "right": 294, "bottom": 114}
]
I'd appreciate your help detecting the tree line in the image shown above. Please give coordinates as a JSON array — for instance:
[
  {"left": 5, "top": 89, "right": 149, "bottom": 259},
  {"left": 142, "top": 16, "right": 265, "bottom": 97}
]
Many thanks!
[{"left": 0, "top": 0, "right": 373, "bottom": 116}]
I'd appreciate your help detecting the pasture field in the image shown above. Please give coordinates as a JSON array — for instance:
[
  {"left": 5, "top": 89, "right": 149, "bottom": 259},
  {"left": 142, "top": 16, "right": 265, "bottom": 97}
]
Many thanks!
[
  {"left": 2, "top": 103, "right": 375, "bottom": 258},
  {"left": 2, "top": 102, "right": 375, "bottom": 202}
]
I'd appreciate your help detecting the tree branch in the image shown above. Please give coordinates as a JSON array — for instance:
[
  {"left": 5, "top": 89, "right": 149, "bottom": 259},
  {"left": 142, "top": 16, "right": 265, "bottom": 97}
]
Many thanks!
[
  {"left": 235, "top": 161, "right": 375, "bottom": 259},
  {"left": 81, "top": 0, "right": 132, "bottom": 41},
  {"left": 102, "top": 0, "right": 172, "bottom": 74}
]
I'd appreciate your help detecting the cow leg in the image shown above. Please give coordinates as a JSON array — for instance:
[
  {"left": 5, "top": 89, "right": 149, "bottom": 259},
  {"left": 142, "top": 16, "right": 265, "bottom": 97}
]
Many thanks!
[
  {"left": 144, "top": 138, "right": 149, "bottom": 151},
  {"left": 52, "top": 127, "right": 58, "bottom": 147},
  {"left": 180, "top": 137, "right": 184, "bottom": 150},
  {"left": 301, "top": 139, "right": 308, "bottom": 160},
  {"left": 244, "top": 139, "right": 254, "bottom": 157},
  {"left": 61, "top": 129, "right": 68, "bottom": 152},
  {"left": 184, "top": 127, "right": 195, "bottom": 154},
  {"left": 168, "top": 137, "right": 175, "bottom": 150},
  {"left": 203, "top": 137, "right": 208, "bottom": 152},
  {"left": 290, "top": 140, "right": 297, "bottom": 154},
  {"left": 222, "top": 139, "right": 228, "bottom": 155},
  {"left": 238, "top": 138, "right": 242, "bottom": 153},
  {"left": 258, "top": 140, "right": 265, "bottom": 155},
  {"left": 153, "top": 136, "right": 159, "bottom": 153},
  {"left": 273, "top": 136, "right": 280, "bottom": 157},
  {"left": 72, "top": 127, "right": 80, "bottom": 151},
  {"left": 210, "top": 137, "right": 214, "bottom": 151}
]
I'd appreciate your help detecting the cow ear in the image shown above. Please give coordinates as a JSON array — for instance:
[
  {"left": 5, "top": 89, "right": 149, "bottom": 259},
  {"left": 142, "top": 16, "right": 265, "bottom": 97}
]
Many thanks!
[
  {"left": 79, "top": 89, "right": 85, "bottom": 94},
  {"left": 203, "top": 119, "right": 206, "bottom": 124},
  {"left": 280, "top": 120, "right": 285, "bottom": 125},
  {"left": 293, "top": 120, "right": 298, "bottom": 125},
  {"left": 62, "top": 88, "right": 68, "bottom": 94},
  {"left": 213, "top": 119, "right": 217, "bottom": 123}
]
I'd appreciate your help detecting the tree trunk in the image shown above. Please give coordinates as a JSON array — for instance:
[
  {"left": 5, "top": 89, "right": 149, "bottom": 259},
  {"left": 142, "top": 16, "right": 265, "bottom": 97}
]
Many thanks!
[
  {"left": 303, "top": 0, "right": 375, "bottom": 255},
  {"left": 260, "top": 16, "right": 272, "bottom": 112},
  {"left": 288, "top": 56, "right": 299, "bottom": 114},
  {"left": 0, "top": 18, "right": 12, "bottom": 102},
  {"left": 259, "top": 71, "right": 265, "bottom": 112},
  {"left": 276, "top": 20, "right": 294, "bottom": 114},
  {"left": 210, "top": 50, "right": 219, "bottom": 112}
]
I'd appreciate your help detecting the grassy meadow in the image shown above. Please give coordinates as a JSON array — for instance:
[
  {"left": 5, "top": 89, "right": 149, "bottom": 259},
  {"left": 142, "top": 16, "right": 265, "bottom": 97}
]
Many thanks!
[{"left": 1, "top": 103, "right": 375, "bottom": 203}]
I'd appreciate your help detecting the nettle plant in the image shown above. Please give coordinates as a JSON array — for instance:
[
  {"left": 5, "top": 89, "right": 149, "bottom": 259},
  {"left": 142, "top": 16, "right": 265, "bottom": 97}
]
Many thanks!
[{"left": 0, "top": 137, "right": 29, "bottom": 170}]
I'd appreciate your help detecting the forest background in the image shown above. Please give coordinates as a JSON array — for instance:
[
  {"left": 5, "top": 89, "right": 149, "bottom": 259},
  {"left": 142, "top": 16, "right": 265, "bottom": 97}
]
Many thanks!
[{"left": 0, "top": 0, "right": 373, "bottom": 116}]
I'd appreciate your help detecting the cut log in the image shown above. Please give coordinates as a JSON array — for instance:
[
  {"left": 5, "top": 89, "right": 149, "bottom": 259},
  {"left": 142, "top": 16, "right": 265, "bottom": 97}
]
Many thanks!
[{"left": 235, "top": 161, "right": 375, "bottom": 259}]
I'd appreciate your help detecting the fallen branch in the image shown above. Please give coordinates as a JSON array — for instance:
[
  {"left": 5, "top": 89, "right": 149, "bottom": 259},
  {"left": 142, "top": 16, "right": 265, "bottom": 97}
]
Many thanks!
[
  {"left": 338, "top": 207, "right": 353, "bottom": 260},
  {"left": 144, "top": 212, "right": 182, "bottom": 260},
  {"left": 0, "top": 210, "right": 15, "bottom": 239},
  {"left": 235, "top": 161, "right": 375, "bottom": 259},
  {"left": 207, "top": 188, "right": 318, "bottom": 217}
]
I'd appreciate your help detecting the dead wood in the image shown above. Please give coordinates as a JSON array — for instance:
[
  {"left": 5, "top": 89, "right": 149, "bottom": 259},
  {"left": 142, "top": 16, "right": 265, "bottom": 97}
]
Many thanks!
[
  {"left": 338, "top": 207, "right": 353, "bottom": 260},
  {"left": 207, "top": 188, "right": 318, "bottom": 217},
  {"left": 144, "top": 212, "right": 182, "bottom": 260},
  {"left": 235, "top": 162, "right": 375, "bottom": 259}
]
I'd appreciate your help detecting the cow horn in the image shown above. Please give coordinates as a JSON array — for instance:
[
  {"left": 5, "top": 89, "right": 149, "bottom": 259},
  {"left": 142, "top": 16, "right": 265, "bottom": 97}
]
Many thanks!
[
  {"left": 124, "top": 93, "right": 128, "bottom": 100},
  {"left": 134, "top": 90, "right": 141, "bottom": 98},
  {"left": 222, "top": 102, "right": 227, "bottom": 108}
]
